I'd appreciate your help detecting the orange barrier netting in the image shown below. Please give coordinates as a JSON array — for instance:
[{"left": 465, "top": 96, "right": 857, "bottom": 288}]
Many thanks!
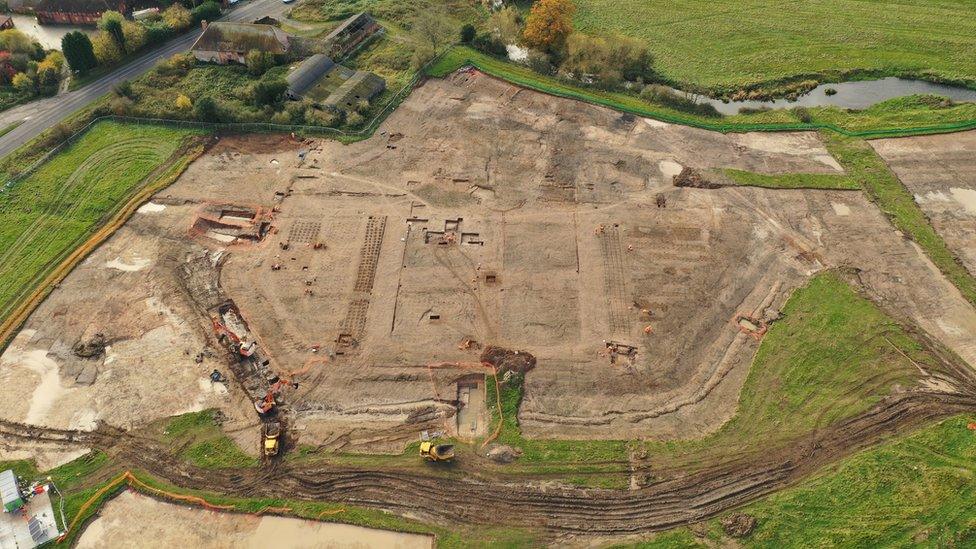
[{"left": 59, "top": 471, "right": 235, "bottom": 542}]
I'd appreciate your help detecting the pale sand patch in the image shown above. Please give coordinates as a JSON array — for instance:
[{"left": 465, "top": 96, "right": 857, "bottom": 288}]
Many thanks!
[
  {"left": 658, "top": 159, "right": 683, "bottom": 181},
  {"left": 105, "top": 256, "right": 151, "bottom": 272},
  {"left": 831, "top": 202, "right": 851, "bottom": 216},
  {"left": 77, "top": 491, "right": 434, "bottom": 549},
  {"left": 950, "top": 187, "right": 976, "bottom": 215},
  {"left": 136, "top": 202, "right": 166, "bottom": 214}
]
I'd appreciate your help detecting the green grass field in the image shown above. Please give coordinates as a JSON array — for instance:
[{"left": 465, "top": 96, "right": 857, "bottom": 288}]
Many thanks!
[
  {"left": 573, "top": 0, "right": 976, "bottom": 92},
  {"left": 0, "top": 121, "right": 198, "bottom": 326}
]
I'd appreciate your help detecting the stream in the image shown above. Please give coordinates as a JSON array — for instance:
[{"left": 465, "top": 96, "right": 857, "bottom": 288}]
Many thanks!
[{"left": 691, "top": 77, "right": 976, "bottom": 115}]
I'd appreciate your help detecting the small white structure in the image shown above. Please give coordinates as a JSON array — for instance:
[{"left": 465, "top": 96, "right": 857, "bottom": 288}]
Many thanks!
[{"left": 0, "top": 470, "right": 60, "bottom": 549}]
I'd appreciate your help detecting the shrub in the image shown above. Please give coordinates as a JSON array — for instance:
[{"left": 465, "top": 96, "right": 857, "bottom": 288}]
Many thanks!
[
  {"left": 305, "top": 107, "right": 340, "bottom": 127},
  {"left": 98, "top": 10, "right": 126, "bottom": 52},
  {"left": 0, "top": 29, "right": 33, "bottom": 55},
  {"left": 109, "top": 96, "right": 133, "bottom": 115},
  {"left": 144, "top": 21, "right": 174, "bottom": 46},
  {"left": 640, "top": 84, "right": 720, "bottom": 117},
  {"left": 346, "top": 111, "right": 364, "bottom": 126},
  {"left": 122, "top": 20, "right": 148, "bottom": 53},
  {"left": 35, "top": 51, "right": 63, "bottom": 93},
  {"left": 92, "top": 32, "right": 122, "bottom": 65},
  {"left": 472, "top": 32, "right": 507, "bottom": 56},
  {"left": 793, "top": 106, "right": 813, "bottom": 123},
  {"left": 460, "top": 23, "right": 476, "bottom": 43},
  {"left": 113, "top": 79, "right": 134, "bottom": 99},
  {"left": 410, "top": 43, "right": 437, "bottom": 70},
  {"left": 284, "top": 100, "right": 307, "bottom": 124},
  {"left": 251, "top": 79, "right": 287, "bottom": 106},
  {"left": 245, "top": 49, "right": 273, "bottom": 76},
  {"left": 355, "top": 99, "right": 370, "bottom": 113},
  {"left": 163, "top": 3, "right": 192, "bottom": 31},
  {"left": 191, "top": 1, "right": 222, "bottom": 24},
  {"left": 12, "top": 72, "right": 33, "bottom": 95},
  {"left": 270, "top": 110, "right": 291, "bottom": 124},
  {"left": 156, "top": 52, "right": 194, "bottom": 77},
  {"left": 175, "top": 93, "right": 192, "bottom": 110},
  {"left": 194, "top": 96, "right": 219, "bottom": 121}
]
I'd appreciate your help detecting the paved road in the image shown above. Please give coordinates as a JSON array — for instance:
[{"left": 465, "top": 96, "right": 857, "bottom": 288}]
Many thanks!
[{"left": 0, "top": 0, "right": 289, "bottom": 160}]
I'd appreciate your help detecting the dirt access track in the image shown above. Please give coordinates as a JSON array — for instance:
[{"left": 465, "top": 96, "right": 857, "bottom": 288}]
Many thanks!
[{"left": 3, "top": 70, "right": 976, "bottom": 453}]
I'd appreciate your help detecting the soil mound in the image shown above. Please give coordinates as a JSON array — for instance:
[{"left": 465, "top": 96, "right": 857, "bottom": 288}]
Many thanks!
[
  {"left": 721, "top": 512, "right": 757, "bottom": 537},
  {"left": 73, "top": 333, "right": 106, "bottom": 359},
  {"left": 480, "top": 346, "right": 536, "bottom": 375},
  {"left": 673, "top": 167, "right": 722, "bottom": 189}
]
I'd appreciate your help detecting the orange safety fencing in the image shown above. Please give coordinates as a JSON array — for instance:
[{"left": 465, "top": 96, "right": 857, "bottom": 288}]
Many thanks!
[{"left": 58, "top": 470, "right": 310, "bottom": 543}]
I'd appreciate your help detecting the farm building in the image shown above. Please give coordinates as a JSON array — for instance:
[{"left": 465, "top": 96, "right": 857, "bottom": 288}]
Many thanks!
[
  {"left": 286, "top": 54, "right": 336, "bottom": 100},
  {"left": 284, "top": 54, "right": 385, "bottom": 112},
  {"left": 323, "top": 12, "right": 382, "bottom": 59},
  {"left": 323, "top": 70, "right": 385, "bottom": 111},
  {"left": 190, "top": 22, "right": 290, "bottom": 65}
]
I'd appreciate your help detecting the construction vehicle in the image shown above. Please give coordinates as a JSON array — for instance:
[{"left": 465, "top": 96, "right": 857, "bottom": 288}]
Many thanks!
[
  {"left": 419, "top": 441, "right": 455, "bottom": 462},
  {"left": 212, "top": 317, "right": 258, "bottom": 358},
  {"left": 253, "top": 378, "right": 292, "bottom": 415},
  {"left": 263, "top": 422, "right": 281, "bottom": 457}
]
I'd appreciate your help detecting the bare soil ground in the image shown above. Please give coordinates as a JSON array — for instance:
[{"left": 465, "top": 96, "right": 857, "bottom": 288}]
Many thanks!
[
  {"left": 2, "top": 71, "right": 976, "bottom": 463},
  {"left": 76, "top": 490, "right": 434, "bottom": 549},
  {"left": 871, "top": 131, "right": 976, "bottom": 274}
]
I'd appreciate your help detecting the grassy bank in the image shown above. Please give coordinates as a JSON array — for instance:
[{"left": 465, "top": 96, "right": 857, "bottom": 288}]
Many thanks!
[
  {"left": 573, "top": 0, "right": 976, "bottom": 93},
  {"left": 488, "top": 272, "right": 931, "bottom": 483},
  {"left": 723, "top": 168, "right": 859, "bottom": 190},
  {"left": 163, "top": 411, "right": 258, "bottom": 469},
  {"left": 824, "top": 133, "right": 976, "bottom": 307},
  {"left": 427, "top": 46, "right": 976, "bottom": 137},
  {"left": 622, "top": 414, "right": 976, "bottom": 548},
  {"left": 0, "top": 121, "right": 202, "bottom": 336}
]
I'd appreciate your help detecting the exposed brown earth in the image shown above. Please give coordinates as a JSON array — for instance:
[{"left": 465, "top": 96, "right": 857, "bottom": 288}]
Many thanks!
[
  {"left": 3, "top": 72, "right": 976, "bottom": 454},
  {"left": 1, "top": 71, "right": 976, "bottom": 542},
  {"left": 871, "top": 131, "right": 976, "bottom": 274}
]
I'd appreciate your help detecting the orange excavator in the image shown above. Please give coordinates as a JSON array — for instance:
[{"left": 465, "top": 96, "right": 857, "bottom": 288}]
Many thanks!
[
  {"left": 254, "top": 378, "right": 290, "bottom": 415},
  {"left": 212, "top": 317, "right": 256, "bottom": 357}
]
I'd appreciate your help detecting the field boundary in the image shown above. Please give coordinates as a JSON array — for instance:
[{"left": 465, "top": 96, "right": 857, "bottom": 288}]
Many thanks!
[{"left": 427, "top": 47, "right": 976, "bottom": 139}]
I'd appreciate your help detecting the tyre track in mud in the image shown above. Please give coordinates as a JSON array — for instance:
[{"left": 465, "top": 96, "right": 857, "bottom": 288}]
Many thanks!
[{"left": 4, "top": 384, "right": 973, "bottom": 537}]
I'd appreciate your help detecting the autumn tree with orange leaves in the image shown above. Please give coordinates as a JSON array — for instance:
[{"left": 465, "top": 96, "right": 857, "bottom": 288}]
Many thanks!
[{"left": 522, "top": 0, "right": 576, "bottom": 50}]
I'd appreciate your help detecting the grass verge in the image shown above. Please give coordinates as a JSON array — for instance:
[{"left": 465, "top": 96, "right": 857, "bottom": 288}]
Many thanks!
[
  {"left": 723, "top": 168, "right": 859, "bottom": 190},
  {"left": 824, "top": 133, "right": 976, "bottom": 307}
]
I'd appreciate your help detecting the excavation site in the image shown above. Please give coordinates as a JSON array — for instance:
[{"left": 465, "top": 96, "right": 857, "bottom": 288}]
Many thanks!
[{"left": 2, "top": 70, "right": 976, "bottom": 544}]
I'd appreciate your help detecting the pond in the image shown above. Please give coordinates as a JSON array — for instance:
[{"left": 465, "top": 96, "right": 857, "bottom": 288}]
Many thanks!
[
  {"left": 691, "top": 78, "right": 976, "bottom": 115},
  {"left": 3, "top": 14, "right": 95, "bottom": 51}
]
